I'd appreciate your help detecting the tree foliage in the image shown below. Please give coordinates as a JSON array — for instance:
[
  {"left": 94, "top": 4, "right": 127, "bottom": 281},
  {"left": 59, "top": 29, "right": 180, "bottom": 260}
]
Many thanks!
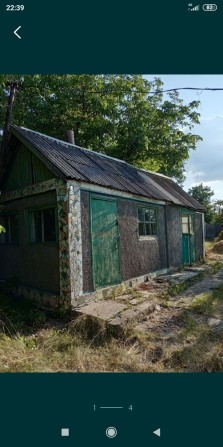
[
  {"left": 188, "top": 183, "right": 214, "bottom": 205},
  {"left": 188, "top": 183, "right": 215, "bottom": 223},
  {"left": 213, "top": 200, "right": 223, "bottom": 224},
  {"left": 0, "top": 74, "right": 202, "bottom": 183}
]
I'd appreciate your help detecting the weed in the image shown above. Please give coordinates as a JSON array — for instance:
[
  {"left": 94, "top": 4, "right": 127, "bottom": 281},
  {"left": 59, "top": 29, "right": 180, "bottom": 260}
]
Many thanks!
[
  {"left": 129, "top": 288, "right": 143, "bottom": 300},
  {"left": 177, "top": 311, "right": 197, "bottom": 337},
  {"left": 210, "top": 261, "right": 223, "bottom": 274},
  {"left": 109, "top": 284, "right": 126, "bottom": 300},
  {"left": 167, "top": 282, "right": 187, "bottom": 297},
  {"left": 1, "top": 258, "right": 223, "bottom": 372},
  {"left": 190, "top": 285, "right": 223, "bottom": 318},
  {"left": 161, "top": 300, "right": 170, "bottom": 308},
  {"left": 68, "top": 314, "right": 111, "bottom": 346},
  {"left": 161, "top": 272, "right": 205, "bottom": 302},
  {"left": 190, "top": 293, "right": 211, "bottom": 313}
]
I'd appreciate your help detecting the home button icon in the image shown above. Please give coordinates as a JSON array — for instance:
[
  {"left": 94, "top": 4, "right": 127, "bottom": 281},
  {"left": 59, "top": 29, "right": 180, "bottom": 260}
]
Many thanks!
[{"left": 106, "top": 427, "right": 117, "bottom": 438}]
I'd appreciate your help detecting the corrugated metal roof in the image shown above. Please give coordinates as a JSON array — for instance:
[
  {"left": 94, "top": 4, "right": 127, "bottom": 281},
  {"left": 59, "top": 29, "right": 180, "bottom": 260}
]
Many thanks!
[{"left": 10, "top": 125, "right": 205, "bottom": 211}]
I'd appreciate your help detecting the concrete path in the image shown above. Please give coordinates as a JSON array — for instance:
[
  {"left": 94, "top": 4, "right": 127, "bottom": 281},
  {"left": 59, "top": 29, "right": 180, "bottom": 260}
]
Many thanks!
[
  {"left": 135, "top": 267, "right": 223, "bottom": 337},
  {"left": 169, "top": 269, "right": 223, "bottom": 307},
  {"left": 75, "top": 267, "right": 216, "bottom": 331}
]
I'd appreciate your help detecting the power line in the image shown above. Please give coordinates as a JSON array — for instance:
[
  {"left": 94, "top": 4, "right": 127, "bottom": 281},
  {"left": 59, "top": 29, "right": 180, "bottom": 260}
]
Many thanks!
[
  {"left": 2, "top": 83, "right": 223, "bottom": 96},
  {"left": 18, "top": 86, "right": 223, "bottom": 95},
  {"left": 1, "top": 85, "right": 223, "bottom": 111}
]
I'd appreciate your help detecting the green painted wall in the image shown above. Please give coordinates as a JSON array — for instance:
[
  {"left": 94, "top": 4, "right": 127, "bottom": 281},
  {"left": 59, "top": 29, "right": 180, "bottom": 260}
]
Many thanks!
[{"left": 3, "top": 144, "right": 54, "bottom": 192}]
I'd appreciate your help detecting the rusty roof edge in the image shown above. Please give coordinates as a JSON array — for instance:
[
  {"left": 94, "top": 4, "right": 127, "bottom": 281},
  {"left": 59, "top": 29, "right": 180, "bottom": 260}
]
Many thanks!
[{"left": 11, "top": 126, "right": 206, "bottom": 212}]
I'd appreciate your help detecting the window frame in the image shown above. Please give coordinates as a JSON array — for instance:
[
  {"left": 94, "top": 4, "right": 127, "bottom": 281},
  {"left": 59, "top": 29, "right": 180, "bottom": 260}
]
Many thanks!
[
  {"left": 0, "top": 212, "right": 19, "bottom": 245},
  {"left": 137, "top": 206, "right": 158, "bottom": 238},
  {"left": 181, "top": 211, "right": 195, "bottom": 236},
  {"left": 26, "top": 204, "right": 58, "bottom": 245}
]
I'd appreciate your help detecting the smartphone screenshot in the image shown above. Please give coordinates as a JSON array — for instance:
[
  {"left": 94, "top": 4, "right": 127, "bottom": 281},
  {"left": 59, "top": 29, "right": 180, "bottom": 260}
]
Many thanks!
[{"left": 0, "top": 2, "right": 223, "bottom": 446}]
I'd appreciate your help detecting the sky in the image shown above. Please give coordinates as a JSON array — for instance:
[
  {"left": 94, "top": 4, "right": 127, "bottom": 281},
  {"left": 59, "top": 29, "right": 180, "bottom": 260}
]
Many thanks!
[{"left": 145, "top": 75, "right": 223, "bottom": 200}]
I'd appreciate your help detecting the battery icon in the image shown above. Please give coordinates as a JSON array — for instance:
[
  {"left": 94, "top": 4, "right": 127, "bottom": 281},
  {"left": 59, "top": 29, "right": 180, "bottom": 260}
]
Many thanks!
[{"left": 202, "top": 4, "right": 217, "bottom": 10}]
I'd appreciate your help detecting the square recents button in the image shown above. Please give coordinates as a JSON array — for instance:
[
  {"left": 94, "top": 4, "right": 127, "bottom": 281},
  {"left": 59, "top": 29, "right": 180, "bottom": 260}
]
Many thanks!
[{"left": 61, "top": 428, "right": 69, "bottom": 437}]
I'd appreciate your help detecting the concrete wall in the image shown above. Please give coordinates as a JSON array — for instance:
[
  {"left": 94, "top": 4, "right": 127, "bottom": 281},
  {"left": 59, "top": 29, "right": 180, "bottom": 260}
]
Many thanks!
[
  {"left": 118, "top": 198, "right": 167, "bottom": 280},
  {"left": 166, "top": 206, "right": 205, "bottom": 267},
  {"left": 81, "top": 192, "right": 168, "bottom": 292},
  {"left": 166, "top": 205, "right": 182, "bottom": 268},
  {"left": 0, "top": 190, "right": 60, "bottom": 293}
]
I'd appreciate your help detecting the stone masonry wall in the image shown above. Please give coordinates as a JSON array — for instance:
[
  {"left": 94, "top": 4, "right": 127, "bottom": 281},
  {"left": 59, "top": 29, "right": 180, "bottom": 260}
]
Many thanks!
[{"left": 0, "top": 178, "right": 83, "bottom": 310}]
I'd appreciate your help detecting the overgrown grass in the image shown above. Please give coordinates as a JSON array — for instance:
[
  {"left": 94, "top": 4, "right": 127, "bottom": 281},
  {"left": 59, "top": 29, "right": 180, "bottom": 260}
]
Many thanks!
[
  {"left": 160, "top": 272, "right": 205, "bottom": 302},
  {"left": 190, "top": 284, "right": 223, "bottom": 318},
  {"left": 165, "top": 326, "right": 223, "bottom": 372},
  {"left": 0, "top": 292, "right": 155, "bottom": 372},
  {"left": 1, "top": 271, "right": 223, "bottom": 372}
]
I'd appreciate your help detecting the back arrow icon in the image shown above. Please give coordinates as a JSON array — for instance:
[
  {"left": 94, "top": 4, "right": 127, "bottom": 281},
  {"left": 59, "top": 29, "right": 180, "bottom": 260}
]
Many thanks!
[
  {"left": 14, "top": 26, "right": 22, "bottom": 39},
  {"left": 153, "top": 428, "right": 161, "bottom": 437}
]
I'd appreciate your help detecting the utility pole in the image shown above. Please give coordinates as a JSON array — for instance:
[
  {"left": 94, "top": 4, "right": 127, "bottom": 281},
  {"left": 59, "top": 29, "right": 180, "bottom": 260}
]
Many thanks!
[{"left": 0, "top": 81, "right": 20, "bottom": 163}]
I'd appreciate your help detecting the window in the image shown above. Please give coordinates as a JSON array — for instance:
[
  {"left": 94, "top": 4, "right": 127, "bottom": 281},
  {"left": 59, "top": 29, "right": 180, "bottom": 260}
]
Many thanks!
[
  {"left": 182, "top": 213, "right": 194, "bottom": 235},
  {"left": 29, "top": 207, "right": 56, "bottom": 243},
  {"left": 0, "top": 214, "right": 19, "bottom": 244},
  {"left": 138, "top": 207, "right": 157, "bottom": 236}
]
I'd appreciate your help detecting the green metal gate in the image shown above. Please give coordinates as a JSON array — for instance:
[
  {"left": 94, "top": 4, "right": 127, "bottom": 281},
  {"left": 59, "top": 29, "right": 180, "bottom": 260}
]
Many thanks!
[
  {"left": 182, "top": 212, "right": 195, "bottom": 265},
  {"left": 91, "top": 197, "right": 120, "bottom": 288}
]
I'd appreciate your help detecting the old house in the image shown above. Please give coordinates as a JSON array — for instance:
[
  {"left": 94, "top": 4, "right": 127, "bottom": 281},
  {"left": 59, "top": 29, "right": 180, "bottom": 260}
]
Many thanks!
[{"left": 0, "top": 126, "right": 205, "bottom": 309}]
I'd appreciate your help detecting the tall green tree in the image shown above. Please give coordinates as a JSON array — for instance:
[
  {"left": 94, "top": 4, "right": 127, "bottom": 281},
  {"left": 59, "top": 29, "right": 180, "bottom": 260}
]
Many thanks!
[
  {"left": 213, "top": 200, "right": 223, "bottom": 224},
  {"left": 0, "top": 74, "right": 202, "bottom": 183},
  {"left": 188, "top": 183, "right": 215, "bottom": 223}
]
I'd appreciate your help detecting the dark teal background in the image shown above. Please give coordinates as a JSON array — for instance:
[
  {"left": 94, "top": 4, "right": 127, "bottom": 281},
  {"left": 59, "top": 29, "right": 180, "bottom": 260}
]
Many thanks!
[
  {"left": 0, "top": 373, "right": 222, "bottom": 446},
  {"left": 0, "top": 0, "right": 223, "bottom": 73},
  {"left": 1, "top": 2, "right": 223, "bottom": 446}
]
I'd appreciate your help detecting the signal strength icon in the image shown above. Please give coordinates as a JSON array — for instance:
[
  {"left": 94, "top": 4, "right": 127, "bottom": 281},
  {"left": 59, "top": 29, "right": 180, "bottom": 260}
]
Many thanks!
[{"left": 188, "top": 3, "right": 200, "bottom": 10}]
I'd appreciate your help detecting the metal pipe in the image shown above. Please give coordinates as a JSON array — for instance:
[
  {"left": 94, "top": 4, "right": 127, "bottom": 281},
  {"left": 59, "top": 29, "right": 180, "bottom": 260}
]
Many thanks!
[{"left": 65, "top": 130, "right": 75, "bottom": 145}]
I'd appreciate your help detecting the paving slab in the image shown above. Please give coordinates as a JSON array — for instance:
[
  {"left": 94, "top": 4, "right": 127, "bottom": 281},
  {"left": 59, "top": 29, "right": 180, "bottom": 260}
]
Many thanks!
[
  {"left": 117, "top": 294, "right": 132, "bottom": 300},
  {"left": 109, "top": 301, "right": 159, "bottom": 328},
  {"left": 169, "top": 268, "right": 223, "bottom": 307},
  {"left": 207, "top": 317, "right": 223, "bottom": 330},
  {"left": 75, "top": 300, "right": 126, "bottom": 321},
  {"left": 184, "top": 267, "right": 207, "bottom": 273},
  {"left": 157, "top": 271, "right": 199, "bottom": 284},
  {"left": 129, "top": 298, "right": 142, "bottom": 305},
  {"left": 75, "top": 267, "right": 223, "bottom": 336}
]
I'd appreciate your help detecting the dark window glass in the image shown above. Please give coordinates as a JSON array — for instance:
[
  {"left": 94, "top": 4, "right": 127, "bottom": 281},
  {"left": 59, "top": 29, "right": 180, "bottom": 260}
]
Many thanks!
[
  {"left": 31, "top": 210, "right": 42, "bottom": 243},
  {"left": 43, "top": 208, "right": 56, "bottom": 242},
  {"left": 138, "top": 207, "right": 157, "bottom": 236},
  {"left": 151, "top": 223, "right": 156, "bottom": 235},
  {"left": 145, "top": 223, "right": 150, "bottom": 235},
  {"left": 139, "top": 222, "right": 144, "bottom": 236},
  {"left": 30, "top": 207, "right": 56, "bottom": 243},
  {"left": 138, "top": 208, "right": 144, "bottom": 222}
]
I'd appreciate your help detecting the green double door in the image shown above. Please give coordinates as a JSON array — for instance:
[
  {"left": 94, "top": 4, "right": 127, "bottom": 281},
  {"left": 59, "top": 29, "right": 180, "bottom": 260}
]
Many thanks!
[
  {"left": 182, "top": 213, "right": 195, "bottom": 265},
  {"left": 91, "top": 197, "right": 120, "bottom": 288}
]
